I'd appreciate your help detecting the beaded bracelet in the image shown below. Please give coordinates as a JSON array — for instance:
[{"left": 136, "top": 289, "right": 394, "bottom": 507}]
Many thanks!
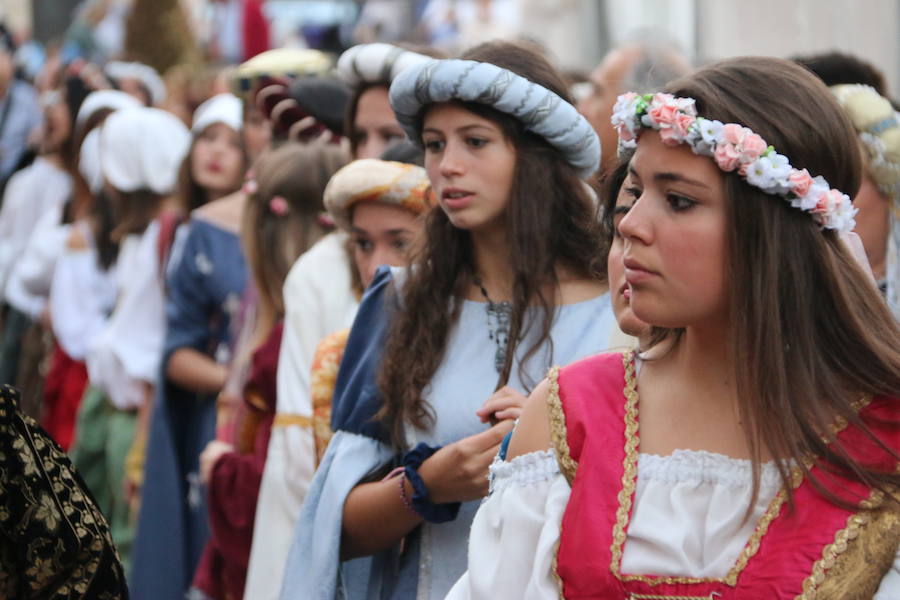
[{"left": 383, "top": 466, "right": 415, "bottom": 514}]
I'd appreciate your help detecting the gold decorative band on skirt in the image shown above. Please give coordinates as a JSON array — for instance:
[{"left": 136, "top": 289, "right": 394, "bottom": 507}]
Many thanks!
[{"left": 272, "top": 413, "right": 313, "bottom": 428}]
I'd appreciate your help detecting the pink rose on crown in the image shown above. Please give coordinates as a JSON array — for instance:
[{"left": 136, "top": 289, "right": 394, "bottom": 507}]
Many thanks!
[
  {"left": 714, "top": 143, "right": 742, "bottom": 172},
  {"left": 647, "top": 102, "right": 678, "bottom": 128},
  {"left": 813, "top": 188, "right": 844, "bottom": 214},
  {"left": 617, "top": 123, "right": 636, "bottom": 143},
  {"left": 789, "top": 169, "right": 814, "bottom": 197},
  {"left": 740, "top": 133, "right": 767, "bottom": 161},
  {"left": 721, "top": 123, "right": 747, "bottom": 146},
  {"left": 674, "top": 113, "right": 696, "bottom": 137}
]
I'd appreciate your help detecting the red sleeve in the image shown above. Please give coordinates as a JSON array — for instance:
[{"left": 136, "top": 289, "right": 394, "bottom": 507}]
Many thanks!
[{"left": 241, "top": 0, "right": 271, "bottom": 61}]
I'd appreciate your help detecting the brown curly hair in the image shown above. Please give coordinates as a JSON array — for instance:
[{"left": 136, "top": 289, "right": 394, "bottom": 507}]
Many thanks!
[{"left": 376, "top": 40, "right": 607, "bottom": 449}]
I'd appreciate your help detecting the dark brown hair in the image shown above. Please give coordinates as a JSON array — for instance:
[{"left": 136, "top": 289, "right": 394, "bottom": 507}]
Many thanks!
[
  {"left": 343, "top": 44, "right": 447, "bottom": 156},
  {"left": 108, "top": 188, "right": 166, "bottom": 242},
  {"left": 376, "top": 40, "right": 607, "bottom": 448},
  {"left": 241, "top": 141, "right": 349, "bottom": 348},
  {"left": 654, "top": 57, "right": 900, "bottom": 508}
]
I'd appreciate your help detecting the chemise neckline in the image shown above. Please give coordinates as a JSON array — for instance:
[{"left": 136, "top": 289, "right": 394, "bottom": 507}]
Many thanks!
[
  {"left": 461, "top": 290, "right": 610, "bottom": 310},
  {"left": 637, "top": 449, "right": 781, "bottom": 489}
]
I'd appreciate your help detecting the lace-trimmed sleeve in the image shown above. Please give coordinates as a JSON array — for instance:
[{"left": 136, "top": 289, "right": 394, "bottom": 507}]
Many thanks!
[{"left": 446, "top": 449, "right": 570, "bottom": 600}]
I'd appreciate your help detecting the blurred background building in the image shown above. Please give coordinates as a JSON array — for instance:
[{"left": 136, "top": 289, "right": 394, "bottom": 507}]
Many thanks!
[{"left": 1, "top": 0, "right": 898, "bottom": 97}]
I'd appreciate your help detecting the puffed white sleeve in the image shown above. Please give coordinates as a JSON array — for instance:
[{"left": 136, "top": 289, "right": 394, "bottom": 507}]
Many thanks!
[
  {"left": 446, "top": 449, "right": 570, "bottom": 600},
  {"left": 874, "top": 546, "right": 900, "bottom": 599}
]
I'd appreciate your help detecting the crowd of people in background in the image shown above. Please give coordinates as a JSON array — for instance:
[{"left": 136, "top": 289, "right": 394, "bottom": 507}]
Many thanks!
[{"left": 0, "top": 1, "right": 899, "bottom": 599}]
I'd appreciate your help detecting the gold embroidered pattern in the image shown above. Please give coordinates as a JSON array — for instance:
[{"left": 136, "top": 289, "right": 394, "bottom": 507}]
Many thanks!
[
  {"left": 547, "top": 366, "right": 577, "bottom": 485},
  {"left": 610, "top": 350, "right": 645, "bottom": 580},
  {"left": 796, "top": 487, "right": 900, "bottom": 599}
]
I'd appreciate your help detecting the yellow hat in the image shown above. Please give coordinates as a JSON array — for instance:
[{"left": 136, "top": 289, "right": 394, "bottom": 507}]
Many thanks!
[
  {"left": 831, "top": 84, "right": 900, "bottom": 198},
  {"left": 231, "top": 49, "right": 334, "bottom": 102},
  {"left": 323, "top": 159, "right": 434, "bottom": 230}
]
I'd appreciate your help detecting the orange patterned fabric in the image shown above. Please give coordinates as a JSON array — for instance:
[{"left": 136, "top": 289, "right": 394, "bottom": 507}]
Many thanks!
[{"left": 309, "top": 328, "right": 350, "bottom": 465}]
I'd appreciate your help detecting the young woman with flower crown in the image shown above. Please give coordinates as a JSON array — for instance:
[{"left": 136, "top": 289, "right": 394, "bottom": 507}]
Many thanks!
[
  {"left": 447, "top": 56, "right": 900, "bottom": 599},
  {"left": 279, "top": 40, "right": 618, "bottom": 600}
]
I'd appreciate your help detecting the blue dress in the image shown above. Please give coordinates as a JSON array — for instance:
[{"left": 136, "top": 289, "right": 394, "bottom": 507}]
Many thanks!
[
  {"left": 280, "top": 266, "right": 617, "bottom": 600},
  {"left": 130, "top": 217, "right": 247, "bottom": 599}
]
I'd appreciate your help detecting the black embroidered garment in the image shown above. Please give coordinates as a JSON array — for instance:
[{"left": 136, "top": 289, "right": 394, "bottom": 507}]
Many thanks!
[{"left": 0, "top": 384, "right": 128, "bottom": 599}]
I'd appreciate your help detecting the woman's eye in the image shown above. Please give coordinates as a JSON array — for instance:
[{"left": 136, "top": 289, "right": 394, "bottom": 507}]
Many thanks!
[
  {"left": 392, "top": 238, "right": 409, "bottom": 251},
  {"left": 624, "top": 186, "right": 642, "bottom": 199},
  {"left": 466, "top": 137, "right": 487, "bottom": 148},
  {"left": 353, "top": 238, "right": 373, "bottom": 252},
  {"left": 423, "top": 139, "right": 445, "bottom": 152},
  {"left": 667, "top": 193, "right": 696, "bottom": 212}
]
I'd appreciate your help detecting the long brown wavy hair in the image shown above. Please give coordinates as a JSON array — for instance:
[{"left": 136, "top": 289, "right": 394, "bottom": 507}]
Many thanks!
[
  {"left": 647, "top": 57, "right": 900, "bottom": 508},
  {"left": 376, "top": 41, "right": 607, "bottom": 449}
]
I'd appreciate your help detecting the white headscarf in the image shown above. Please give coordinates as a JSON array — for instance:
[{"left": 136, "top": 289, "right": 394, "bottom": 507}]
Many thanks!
[
  {"left": 78, "top": 128, "right": 103, "bottom": 194},
  {"left": 191, "top": 93, "right": 243, "bottom": 134},
  {"left": 104, "top": 61, "right": 167, "bottom": 105},
  {"left": 76, "top": 90, "right": 142, "bottom": 129},
  {"left": 99, "top": 107, "right": 190, "bottom": 195}
]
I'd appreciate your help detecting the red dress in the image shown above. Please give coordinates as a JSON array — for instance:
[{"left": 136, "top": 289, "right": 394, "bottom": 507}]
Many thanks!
[
  {"left": 192, "top": 321, "right": 283, "bottom": 600},
  {"left": 40, "top": 342, "right": 89, "bottom": 451},
  {"left": 552, "top": 352, "right": 900, "bottom": 599}
]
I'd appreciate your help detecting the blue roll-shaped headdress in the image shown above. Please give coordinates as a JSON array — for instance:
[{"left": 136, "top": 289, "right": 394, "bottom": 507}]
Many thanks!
[{"left": 389, "top": 59, "right": 601, "bottom": 179}]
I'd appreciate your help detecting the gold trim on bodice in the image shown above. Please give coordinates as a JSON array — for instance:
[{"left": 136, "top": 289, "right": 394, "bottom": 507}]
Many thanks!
[
  {"left": 796, "top": 487, "right": 900, "bottom": 599},
  {"left": 547, "top": 366, "right": 577, "bottom": 485},
  {"left": 550, "top": 351, "right": 893, "bottom": 595}
]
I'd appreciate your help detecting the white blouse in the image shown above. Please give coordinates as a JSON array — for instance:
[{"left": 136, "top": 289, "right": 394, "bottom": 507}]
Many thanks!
[
  {"left": 50, "top": 222, "right": 117, "bottom": 361},
  {"left": 85, "top": 222, "right": 165, "bottom": 410},
  {"left": 447, "top": 448, "right": 900, "bottom": 599}
]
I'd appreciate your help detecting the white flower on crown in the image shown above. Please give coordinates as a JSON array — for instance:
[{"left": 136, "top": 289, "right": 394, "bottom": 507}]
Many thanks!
[
  {"left": 792, "top": 175, "right": 832, "bottom": 212},
  {"left": 689, "top": 118, "right": 724, "bottom": 156},
  {"left": 611, "top": 92, "right": 643, "bottom": 147},
  {"left": 610, "top": 91, "right": 856, "bottom": 233},
  {"left": 744, "top": 152, "right": 792, "bottom": 194},
  {"left": 825, "top": 194, "right": 857, "bottom": 232}
]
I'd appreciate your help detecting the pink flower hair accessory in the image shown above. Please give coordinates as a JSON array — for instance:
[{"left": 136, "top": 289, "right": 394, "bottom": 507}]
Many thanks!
[
  {"left": 611, "top": 92, "right": 857, "bottom": 234},
  {"left": 269, "top": 195, "right": 289, "bottom": 217}
]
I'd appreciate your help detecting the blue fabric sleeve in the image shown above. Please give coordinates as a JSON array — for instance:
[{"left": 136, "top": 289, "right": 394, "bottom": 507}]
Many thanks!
[
  {"left": 162, "top": 223, "right": 212, "bottom": 367},
  {"left": 279, "top": 430, "right": 395, "bottom": 600},
  {"left": 329, "top": 265, "right": 395, "bottom": 443}
]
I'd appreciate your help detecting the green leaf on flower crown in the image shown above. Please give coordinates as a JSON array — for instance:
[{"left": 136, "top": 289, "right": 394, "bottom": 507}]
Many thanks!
[{"left": 762, "top": 145, "right": 775, "bottom": 157}]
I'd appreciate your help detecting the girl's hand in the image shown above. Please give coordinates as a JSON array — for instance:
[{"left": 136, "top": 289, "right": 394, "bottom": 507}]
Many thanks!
[
  {"left": 418, "top": 420, "right": 514, "bottom": 504},
  {"left": 199, "top": 440, "right": 234, "bottom": 485},
  {"left": 476, "top": 385, "right": 528, "bottom": 424}
]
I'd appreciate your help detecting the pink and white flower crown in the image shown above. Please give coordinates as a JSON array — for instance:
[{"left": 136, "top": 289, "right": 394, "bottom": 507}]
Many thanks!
[{"left": 611, "top": 92, "right": 857, "bottom": 233}]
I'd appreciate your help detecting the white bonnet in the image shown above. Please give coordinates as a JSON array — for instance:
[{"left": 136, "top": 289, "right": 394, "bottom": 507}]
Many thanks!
[
  {"left": 76, "top": 90, "right": 142, "bottom": 128},
  {"left": 104, "top": 61, "right": 167, "bottom": 105},
  {"left": 192, "top": 93, "right": 243, "bottom": 134},
  {"left": 99, "top": 107, "right": 191, "bottom": 195}
]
